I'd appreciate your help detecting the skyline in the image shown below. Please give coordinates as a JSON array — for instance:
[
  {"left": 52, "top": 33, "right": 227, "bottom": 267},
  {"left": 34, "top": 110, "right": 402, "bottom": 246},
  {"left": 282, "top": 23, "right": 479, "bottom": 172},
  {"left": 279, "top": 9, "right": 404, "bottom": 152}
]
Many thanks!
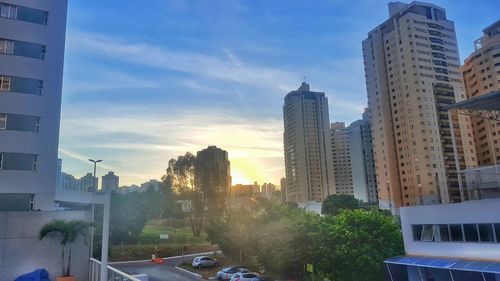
[{"left": 59, "top": 0, "right": 499, "bottom": 186}]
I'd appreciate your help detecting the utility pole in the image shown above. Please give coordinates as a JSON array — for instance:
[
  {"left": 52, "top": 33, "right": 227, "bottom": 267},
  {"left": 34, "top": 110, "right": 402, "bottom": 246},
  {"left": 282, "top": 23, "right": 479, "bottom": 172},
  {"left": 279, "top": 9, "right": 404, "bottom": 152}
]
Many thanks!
[{"left": 88, "top": 159, "right": 102, "bottom": 259}]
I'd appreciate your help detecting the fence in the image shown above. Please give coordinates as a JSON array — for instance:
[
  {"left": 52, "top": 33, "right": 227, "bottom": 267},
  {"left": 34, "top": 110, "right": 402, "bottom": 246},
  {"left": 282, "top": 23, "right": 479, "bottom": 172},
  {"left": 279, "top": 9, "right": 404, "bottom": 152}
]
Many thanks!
[{"left": 89, "top": 258, "right": 142, "bottom": 281}]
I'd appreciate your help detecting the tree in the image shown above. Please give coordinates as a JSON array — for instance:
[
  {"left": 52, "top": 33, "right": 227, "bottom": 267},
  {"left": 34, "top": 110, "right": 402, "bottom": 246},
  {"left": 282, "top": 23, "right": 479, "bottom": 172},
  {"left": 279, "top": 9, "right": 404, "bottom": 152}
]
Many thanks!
[
  {"left": 164, "top": 152, "right": 205, "bottom": 236},
  {"left": 39, "top": 220, "right": 91, "bottom": 277},
  {"left": 312, "top": 209, "right": 404, "bottom": 281},
  {"left": 321, "top": 194, "right": 360, "bottom": 216}
]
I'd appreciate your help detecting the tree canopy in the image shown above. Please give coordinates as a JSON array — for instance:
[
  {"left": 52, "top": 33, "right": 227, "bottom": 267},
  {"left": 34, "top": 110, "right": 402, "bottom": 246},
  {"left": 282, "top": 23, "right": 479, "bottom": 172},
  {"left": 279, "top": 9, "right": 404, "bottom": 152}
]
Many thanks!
[{"left": 321, "top": 194, "right": 361, "bottom": 216}]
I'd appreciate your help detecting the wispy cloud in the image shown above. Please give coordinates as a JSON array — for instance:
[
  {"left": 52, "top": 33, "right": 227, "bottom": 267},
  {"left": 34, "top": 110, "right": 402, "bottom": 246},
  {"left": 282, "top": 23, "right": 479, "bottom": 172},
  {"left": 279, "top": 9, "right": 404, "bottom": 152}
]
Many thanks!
[{"left": 66, "top": 30, "right": 299, "bottom": 92}]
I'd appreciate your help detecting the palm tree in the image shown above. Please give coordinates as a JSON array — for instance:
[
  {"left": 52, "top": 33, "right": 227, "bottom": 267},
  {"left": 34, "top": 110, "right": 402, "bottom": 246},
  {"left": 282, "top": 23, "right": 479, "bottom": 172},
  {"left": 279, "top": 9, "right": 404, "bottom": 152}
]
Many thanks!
[{"left": 39, "top": 220, "right": 91, "bottom": 277}]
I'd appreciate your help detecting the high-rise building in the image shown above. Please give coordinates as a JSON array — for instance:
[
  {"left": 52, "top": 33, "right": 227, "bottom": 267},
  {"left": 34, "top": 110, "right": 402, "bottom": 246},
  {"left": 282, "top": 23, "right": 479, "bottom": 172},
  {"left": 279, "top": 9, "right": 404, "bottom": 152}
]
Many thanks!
[
  {"left": 331, "top": 122, "right": 353, "bottom": 196},
  {"left": 0, "top": 1, "right": 68, "bottom": 210},
  {"left": 348, "top": 113, "right": 379, "bottom": 203},
  {"left": 461, "top": 20, "right": 500, "bottom": 167},
  {"left": 283, "top": 82, "right": 335, "bottom": 203},
  {"left": 280, "top": 177, "right": 287, "bottom": 203},
  {"left": 261, "top": 182, "right": 276, "bottom": 200},
  {"left": 140, "top": 179, "right": 161, "bottom": 192},
  {"left": 362, "top": 1, "right": 476, "bottom": 213},
  {"left": 194, "top": 145, "right": 232, "bottom": 209},
  {"left": 102, "top": 171, "right": 119, "bottom": 191}
]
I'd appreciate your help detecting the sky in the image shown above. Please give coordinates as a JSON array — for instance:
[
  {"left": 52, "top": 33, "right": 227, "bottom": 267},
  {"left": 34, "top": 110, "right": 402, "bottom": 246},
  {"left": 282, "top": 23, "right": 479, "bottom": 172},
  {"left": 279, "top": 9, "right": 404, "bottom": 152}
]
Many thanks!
[{"left": 59, "top": 0, "right": 499, "bottom": 187}]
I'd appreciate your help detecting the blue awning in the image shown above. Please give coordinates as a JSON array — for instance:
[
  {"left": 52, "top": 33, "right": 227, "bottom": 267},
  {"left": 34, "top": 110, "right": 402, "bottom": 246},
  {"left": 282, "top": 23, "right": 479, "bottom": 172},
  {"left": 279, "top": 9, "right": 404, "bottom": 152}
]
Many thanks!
[{"left": 385, "top": 256, "right": 500, "bottom": 274}]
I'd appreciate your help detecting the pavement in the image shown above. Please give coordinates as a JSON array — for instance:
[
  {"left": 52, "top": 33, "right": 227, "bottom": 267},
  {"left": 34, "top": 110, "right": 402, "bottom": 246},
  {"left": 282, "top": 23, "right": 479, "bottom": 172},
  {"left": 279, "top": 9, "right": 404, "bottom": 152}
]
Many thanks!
[
  {"left": 114, "top": 253, "right": 202, "bottom": 281},
  {"left": 111, "top": 253, "right": 213, "bottom": 281}
]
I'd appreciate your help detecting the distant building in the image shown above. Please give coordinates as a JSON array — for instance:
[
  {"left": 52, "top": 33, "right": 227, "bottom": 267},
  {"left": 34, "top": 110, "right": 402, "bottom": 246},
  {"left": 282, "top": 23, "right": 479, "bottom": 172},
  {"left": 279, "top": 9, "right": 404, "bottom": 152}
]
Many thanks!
[
  {"left": 283, "top": 82, "right": 335, "bottom": 203},
  {"left": 102, "top": 171, "right": 119, "bottom": 191},
  {"left": 348, "top": 113, "right": 378, "bottom": 203},
  {"left": 80, "top": 173, "right": 97, "bottom": 191},
  {"left": 331, "top": 122, "right": 353, "bottom": 196},
  {"left": 140, "top": 179, "right": 161, "bottom": 192},
  {"left": 229, "top": 183, "right": 259, "bottom": 211},
  {"left": 0, "top": 0, "right": 68, "bottom": 211},
  {"left": 261, "top": 182, "right": 276, "bottom": 200},
  {"left": 280, "top": 177, "right": 287, "bottom": 202},
  {"left": 194, "top": 145, "right": 231, "bottom": 209}
]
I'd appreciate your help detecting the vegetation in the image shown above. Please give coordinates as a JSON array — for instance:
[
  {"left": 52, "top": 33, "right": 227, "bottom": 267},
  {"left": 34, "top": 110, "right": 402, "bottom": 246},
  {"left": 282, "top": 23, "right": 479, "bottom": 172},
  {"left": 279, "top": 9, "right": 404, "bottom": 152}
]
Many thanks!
[
  {"left": 206, "top": 204, "right": 403, "bottom": 281},
  {"left": 39, "top": 220, "right": 91, "bottom": 277},
  {"left": 321, "top": 194, "right": 361, "bottom": 216}
]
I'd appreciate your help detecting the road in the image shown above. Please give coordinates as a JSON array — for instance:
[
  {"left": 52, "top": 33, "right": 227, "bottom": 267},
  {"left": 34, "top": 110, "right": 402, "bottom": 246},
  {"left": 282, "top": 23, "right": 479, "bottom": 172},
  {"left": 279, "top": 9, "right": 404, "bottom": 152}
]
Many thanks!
[{"left": 112, "top": 254, "right": 204, "bottom": 281}]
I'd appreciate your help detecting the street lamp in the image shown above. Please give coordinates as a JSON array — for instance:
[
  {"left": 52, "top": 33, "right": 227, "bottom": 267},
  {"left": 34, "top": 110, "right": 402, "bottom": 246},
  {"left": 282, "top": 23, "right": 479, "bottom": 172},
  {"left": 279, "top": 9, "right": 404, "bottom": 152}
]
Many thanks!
[{"left": 88, "top": 159, "right": 102, "bottom": 259}]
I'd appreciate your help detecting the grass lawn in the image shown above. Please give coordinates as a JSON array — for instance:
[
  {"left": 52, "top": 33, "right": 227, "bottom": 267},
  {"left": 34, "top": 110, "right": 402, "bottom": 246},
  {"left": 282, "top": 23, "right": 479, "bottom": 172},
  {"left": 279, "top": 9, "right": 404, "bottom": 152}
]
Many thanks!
[
  {"left": 110, "top": 218, "right": 218, "bottom": 261},
  {"left": 178, "top": 255, "right": 244, "bottom": 279}
]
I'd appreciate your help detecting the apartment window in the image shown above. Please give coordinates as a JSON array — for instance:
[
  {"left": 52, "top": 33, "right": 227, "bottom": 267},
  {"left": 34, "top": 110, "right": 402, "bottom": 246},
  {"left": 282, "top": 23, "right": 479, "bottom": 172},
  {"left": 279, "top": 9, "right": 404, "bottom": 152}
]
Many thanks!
[
  {"left": 437, "top": 224, "right": 450, "bottom": 241},
  {"left": 412, "top": 225, "right": 423, "bottom": 241},
  {"left": 32, "top": 155, "right": 37, "bottom": 170},
  {"left": 1, "top": 3, "right": 17, "bottom": 19},
  {"left": 478, "top": 224, "right": 495, "bottom": 242},
  {"left": 0, "top": 39, "right": 14, "bottom": 54},
  {"left": 421, "top": 225, "right": 434, "bottom": 241},
  {"left": 449, "top": 224, "right": 463, "bottom": 242},
  {"left": 0, "top": 75, "right": 10, "bottom": 91},
  {"left": 0, "top": 152, "right": 37, "bottom": 171},
  {"left": 0, "top": 113, "right": 6, "bottom": 129}
]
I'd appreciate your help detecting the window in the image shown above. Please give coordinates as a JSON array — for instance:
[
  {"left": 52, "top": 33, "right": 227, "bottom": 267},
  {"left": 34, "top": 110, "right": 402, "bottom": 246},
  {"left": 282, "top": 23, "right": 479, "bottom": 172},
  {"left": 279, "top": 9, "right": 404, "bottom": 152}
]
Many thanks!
[
  {"left": 478, "top": 224, "right": 495, "bottom": 242},
  {"left": 0, "top": 113, "right": 6, "bottom": 129},
  {"left": 412, "top": 225, "right": 423, "bottom": 241},
  {"left": 35, "top": 117, "right": 40, "bottom": 132},
  {"left": 0, "top": 39, "right": 14, "bottom": 54},
  {"left": 0, "top": 153, "right": 2, "bottom": 169},
  {"left": 1, "top": 3, "right": 17, "bottom": 19},
  {"left": 437, "top": 224, "right": 450, "bottom": 241},
  {"left": 463, "top": 224, "right": 479, "bottom": 242},
  {"left": 32, "top": 155, "right": 37, "bottom": 171},
  {"left": 495, "top": 224, "right": 500, "bottom": 243},
  {"left": 0, "top": 75, "right": 11, "bottom": 91},
  {"left": 449, "top": 224, "right": 464, "bottom": 242},
  {"left": 421, "top": 225, "right": 434, "bottom": 241}
]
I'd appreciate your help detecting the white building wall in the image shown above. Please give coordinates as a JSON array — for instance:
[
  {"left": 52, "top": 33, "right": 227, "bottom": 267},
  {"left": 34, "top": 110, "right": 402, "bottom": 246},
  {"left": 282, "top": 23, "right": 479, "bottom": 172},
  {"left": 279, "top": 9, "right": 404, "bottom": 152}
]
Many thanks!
[
  {"left": 400, "top": 199, "right": 500, "bottom": 260},
  {"left": 0, "top": 0, "right": 68, "bottom": 210}
]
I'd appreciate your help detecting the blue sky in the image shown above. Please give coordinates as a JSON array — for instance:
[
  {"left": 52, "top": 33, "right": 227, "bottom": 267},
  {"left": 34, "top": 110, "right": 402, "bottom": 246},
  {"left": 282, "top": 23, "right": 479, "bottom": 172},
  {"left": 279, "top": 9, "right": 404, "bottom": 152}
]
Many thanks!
[{"left": 59, "top": 0, "right": 499, "bottom": 186}]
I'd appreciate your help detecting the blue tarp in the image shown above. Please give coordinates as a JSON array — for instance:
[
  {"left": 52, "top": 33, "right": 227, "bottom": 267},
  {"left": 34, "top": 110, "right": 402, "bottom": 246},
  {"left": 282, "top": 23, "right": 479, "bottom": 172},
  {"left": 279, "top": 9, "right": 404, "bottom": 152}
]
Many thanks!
[
  {"left": 14, "top": 269, "right": 51, "bottom": 281},
  {"left": 385, "top": 256, "right": 500, "bottom": 274}
]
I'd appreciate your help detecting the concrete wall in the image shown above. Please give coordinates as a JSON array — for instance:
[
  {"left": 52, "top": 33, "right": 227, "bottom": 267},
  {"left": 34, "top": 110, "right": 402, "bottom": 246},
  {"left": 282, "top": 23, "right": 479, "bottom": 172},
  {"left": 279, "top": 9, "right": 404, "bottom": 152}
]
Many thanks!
[
  {"left": 400, "top": 199, "right": 500, "bottom": 260},
  {"left": 0, "top": 210, "right": 90, "bottom": 281}
]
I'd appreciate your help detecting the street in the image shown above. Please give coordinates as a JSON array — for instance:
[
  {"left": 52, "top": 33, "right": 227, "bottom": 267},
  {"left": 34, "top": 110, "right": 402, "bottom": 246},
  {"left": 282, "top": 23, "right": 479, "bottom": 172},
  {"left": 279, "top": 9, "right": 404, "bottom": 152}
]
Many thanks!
[{"left": 112, "top": 255, "right": 203, "bottom": 281}]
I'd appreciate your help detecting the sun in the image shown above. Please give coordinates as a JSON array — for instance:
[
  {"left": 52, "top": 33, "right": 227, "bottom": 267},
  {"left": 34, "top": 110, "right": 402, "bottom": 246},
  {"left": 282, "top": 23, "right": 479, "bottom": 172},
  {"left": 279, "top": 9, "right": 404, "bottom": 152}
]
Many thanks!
[{"left": 231, "top": 169, "right": 253, "bottom": 185}]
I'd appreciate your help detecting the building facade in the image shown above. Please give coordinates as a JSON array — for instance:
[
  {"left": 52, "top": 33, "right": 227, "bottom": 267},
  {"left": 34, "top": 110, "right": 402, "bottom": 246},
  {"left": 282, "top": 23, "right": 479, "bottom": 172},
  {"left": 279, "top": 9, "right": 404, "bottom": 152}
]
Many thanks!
[
  {"left": 331, "top": 122, "right": 353, "bottom": 196},
  {"left": 283, "top": 82, "right": 335, "bottom": 203},
  {"left": 461, "top": 20, "right": 500, "bottom": 167},
  {"left": 102, "top": 171, "right": 119, "bottom": 191},
  {"left": 194, "top": 145, "right": 232, "bottom": 209},
  {"left": 348, "top": 115, "right": 379, "bottom": 203},
  {"left": 362, "top": 1, "right": 476, "bottom": 214},
  {"left": 0, "top": 0, "right": 68, "bottom": 211}
]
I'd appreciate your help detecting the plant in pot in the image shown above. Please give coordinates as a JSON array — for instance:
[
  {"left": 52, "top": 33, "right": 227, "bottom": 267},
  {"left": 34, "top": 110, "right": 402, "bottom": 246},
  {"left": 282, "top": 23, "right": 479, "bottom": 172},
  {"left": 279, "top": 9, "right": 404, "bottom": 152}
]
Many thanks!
[{"left": 39, "top": 219, "right": 92, "bottom": 281}]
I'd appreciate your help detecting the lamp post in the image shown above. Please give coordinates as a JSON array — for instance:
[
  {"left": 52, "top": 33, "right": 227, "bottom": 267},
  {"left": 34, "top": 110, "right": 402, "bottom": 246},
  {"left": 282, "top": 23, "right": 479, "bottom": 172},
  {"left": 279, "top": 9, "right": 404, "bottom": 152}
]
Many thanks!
[
  {"left": 100, "top": 182, "right": 111, "bottom": 281},
  {"left": 88, "top": 159, "right": 102, "bottom": 259}
]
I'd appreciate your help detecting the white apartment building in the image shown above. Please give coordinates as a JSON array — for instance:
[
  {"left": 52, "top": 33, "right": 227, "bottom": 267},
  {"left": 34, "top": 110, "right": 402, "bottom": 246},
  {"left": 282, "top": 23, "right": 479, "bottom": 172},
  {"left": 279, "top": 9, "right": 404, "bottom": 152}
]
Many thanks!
[
  {"left": 362, "top": 1, "right": 476, "bottom": 214},
  {"left": 0, "top": 0, "right": 68, "bottom": 211},
  {"left": 283, "top": 82, "right": 335, "bottom": 203}
]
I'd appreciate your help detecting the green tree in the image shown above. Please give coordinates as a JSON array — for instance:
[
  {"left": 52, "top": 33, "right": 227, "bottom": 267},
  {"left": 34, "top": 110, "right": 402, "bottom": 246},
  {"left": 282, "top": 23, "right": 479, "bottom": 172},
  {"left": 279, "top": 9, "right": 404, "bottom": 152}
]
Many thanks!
[
  {"left": 107, "top": 191, "right": 148, "bottom": 244},
  {"left": 39, "top": 220, "right": 91, "bottom": 277},
  {"left": 312, "top": 209, "right": 404, "bottom": 281},
  {"left": 321, "top": 194, "right": 360, "bottom": 216}
]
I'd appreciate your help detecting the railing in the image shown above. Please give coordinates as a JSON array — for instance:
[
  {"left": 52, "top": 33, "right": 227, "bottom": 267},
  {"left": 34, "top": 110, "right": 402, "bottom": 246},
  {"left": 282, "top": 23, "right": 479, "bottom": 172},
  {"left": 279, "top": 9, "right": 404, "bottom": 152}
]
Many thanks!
[{"left": 89, "top": 258, "right": 142, "bottom": 281}]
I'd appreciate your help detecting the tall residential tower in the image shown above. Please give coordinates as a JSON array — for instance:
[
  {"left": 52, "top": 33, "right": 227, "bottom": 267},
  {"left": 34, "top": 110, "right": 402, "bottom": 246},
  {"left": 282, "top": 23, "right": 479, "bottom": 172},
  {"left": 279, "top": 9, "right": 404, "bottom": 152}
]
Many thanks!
[
  {"left": 283, "top": 82, "right": 335, "bottom": 203},
  {"left": 0, "top": 0, "right": 68, "bottom": 211},
  {"left": 362, "top": 1, "right": 476, "bottom": 213}
]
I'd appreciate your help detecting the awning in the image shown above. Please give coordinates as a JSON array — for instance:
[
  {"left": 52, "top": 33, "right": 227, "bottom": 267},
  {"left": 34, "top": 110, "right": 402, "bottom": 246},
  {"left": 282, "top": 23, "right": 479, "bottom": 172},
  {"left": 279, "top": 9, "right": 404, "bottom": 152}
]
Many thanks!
[
  {"left": 385, "top": 256, "right": 500, "bottom": 274},
  {"left": 446, "top": 91, "right": 500, "bottom": 111}
]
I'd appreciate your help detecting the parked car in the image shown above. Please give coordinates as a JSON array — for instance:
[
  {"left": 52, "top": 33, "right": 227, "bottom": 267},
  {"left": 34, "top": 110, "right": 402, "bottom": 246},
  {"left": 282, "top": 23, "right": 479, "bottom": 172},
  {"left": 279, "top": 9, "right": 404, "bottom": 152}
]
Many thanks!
[
  {"left": 230, "top": 272, "right": 259, "bottom": 281},
  {"left": 217, "top": 266, "right": 251, "bottom": 280},
  {"left": 191, "top": 256, "right": 219, "bottom": 268}
]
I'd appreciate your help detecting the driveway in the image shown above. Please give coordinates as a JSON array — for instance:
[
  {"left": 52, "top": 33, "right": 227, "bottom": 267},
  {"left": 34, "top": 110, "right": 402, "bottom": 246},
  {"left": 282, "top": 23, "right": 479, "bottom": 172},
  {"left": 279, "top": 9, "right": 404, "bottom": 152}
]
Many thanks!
[{"left": 111, "top": 253, "right": 212, "bottom": 281}]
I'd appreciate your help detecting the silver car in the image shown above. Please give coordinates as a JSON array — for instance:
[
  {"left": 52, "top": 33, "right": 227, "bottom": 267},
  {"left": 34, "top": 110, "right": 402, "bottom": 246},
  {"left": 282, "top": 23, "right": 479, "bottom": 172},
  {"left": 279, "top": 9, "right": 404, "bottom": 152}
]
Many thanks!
[
  {"left": 191, "top": 256, "right": 219, "bottom": 268},
  {"left": 230, "top": 272, "right": 259, "bottom": 281},
  {"left": 217, "top": 266, "right": 251, "bottom": 281}
]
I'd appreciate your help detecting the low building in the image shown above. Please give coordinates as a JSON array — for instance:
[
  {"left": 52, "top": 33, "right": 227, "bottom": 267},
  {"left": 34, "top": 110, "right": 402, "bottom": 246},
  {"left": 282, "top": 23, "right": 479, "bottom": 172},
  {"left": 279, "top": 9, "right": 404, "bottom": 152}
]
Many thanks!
[{"left": 385, "top": 199, "right": 500, "bottom": 280}]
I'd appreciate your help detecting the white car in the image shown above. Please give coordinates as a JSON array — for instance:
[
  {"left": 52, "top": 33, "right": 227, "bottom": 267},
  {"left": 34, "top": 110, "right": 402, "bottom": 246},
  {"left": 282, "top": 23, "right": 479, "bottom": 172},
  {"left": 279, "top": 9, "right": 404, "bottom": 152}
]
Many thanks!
[
  {"left": 217, "top": 267, "right": 251, "bottom": 280},
  {"left": 230, "top": 272, "right": 259, "bottom": 281},
  {"left": 191, "top": 256, "right": 219, "bottom": 268}
]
